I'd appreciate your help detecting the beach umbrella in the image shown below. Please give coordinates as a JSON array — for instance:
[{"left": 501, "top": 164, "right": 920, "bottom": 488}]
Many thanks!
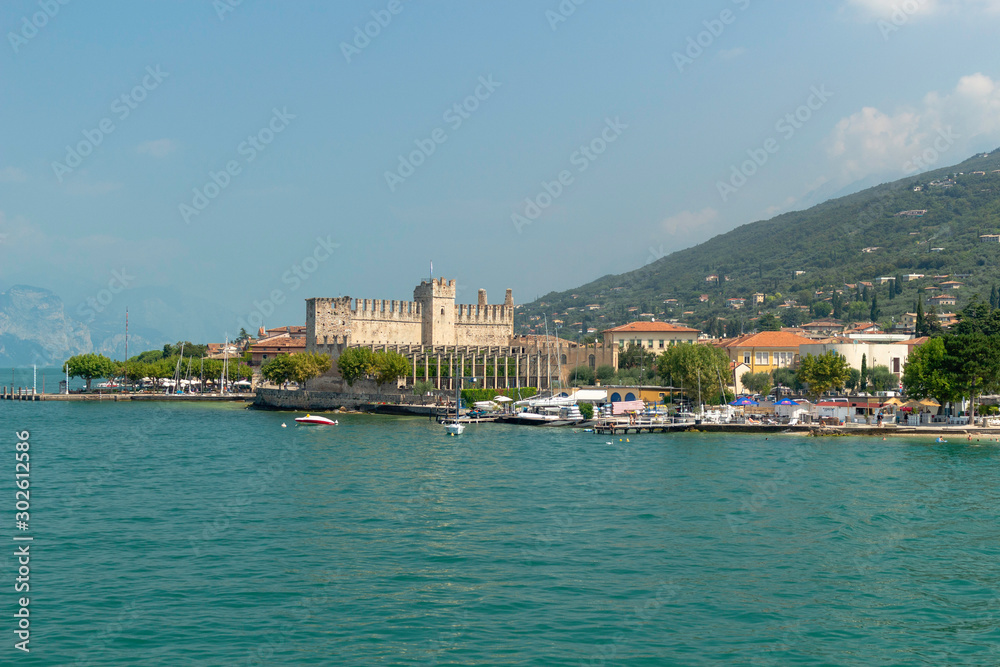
[
  {"left": 919, "top": 398, "right": 940, "bottom": 408},
  {"left": 775, "top": 398, "right": 799, "bottom": 406},
  {"left": 730, "top": 396, "right": 759, "bottom": 406},
  {"left": 883, "top": 397, "right": 904, "bottom": 406}
]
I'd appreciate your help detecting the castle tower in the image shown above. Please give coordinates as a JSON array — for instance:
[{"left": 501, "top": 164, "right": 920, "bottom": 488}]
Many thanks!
[
  {"left": 504, "top": 289, "right": 513, "bottom": 306},
  {"left": 478, "top": 289, "right": 487, "bottom": 307},
  {"left": 414, "top": 278, "right": 457, "bottom": 346}
]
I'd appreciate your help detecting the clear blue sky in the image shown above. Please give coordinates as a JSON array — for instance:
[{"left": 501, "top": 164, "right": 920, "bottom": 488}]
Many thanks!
[{"left": 2, "top": 0, "right": 999, "bottom": 340}]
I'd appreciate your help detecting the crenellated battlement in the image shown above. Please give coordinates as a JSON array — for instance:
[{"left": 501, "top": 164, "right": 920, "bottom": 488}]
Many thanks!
[{"left": 306, "top": 278, "right": 513, "bottom": 350}]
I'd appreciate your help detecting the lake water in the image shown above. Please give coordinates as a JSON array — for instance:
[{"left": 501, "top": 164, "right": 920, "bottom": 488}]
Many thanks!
[{"left": 2, "top": 400, "right": 999, "bottom": 665}]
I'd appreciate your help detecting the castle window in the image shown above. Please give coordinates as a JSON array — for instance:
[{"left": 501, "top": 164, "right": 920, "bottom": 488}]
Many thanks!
[
  {"left": 589, "top": 354, "right": 595, "bottom": 369},
  {"left": 560, "top": 354, "right": 567, "bottom": 365},
  {"left": 441, "top": 308, "right": 444, "bottom": 315}
]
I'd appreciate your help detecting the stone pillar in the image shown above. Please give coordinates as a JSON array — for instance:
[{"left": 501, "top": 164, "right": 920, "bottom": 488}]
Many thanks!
[
  {"left": 536, "top": 352, "right": 541, "bottom": 389},
  {"left": 449, "top": 353, "right": 454, "bottom": 391},
  {"left": 424, "top": 352, "right": 429, "bottom": 382},
  {"left": 494, "top": 355, "right": 498, "bottom": 389},
  {"left": 412, "top": 355, "right": 417, "bottom": 385},
  {"left": 436, "top": 353, "right": 441, "bottom": 390},
  {"left": 504, "top": 355, "right": 509, "bottom": 389}
]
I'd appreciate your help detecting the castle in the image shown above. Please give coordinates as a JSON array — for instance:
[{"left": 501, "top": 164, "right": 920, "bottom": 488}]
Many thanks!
[{"left": 306, "top": 278, "right": 514, "bottom": 349}]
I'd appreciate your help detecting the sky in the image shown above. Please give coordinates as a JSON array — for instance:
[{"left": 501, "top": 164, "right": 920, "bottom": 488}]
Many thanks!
[{"left": 2, "top": 0, "right": 1000, "bottom": 342}]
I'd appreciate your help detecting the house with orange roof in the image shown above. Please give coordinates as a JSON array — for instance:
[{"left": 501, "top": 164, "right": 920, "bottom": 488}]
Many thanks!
[
  {"left": 721, "top": 331, "right": 814, "bottom": 374},
  {"left": 602, "top": 321, "right": 701, "bottom": 352},
  {"left": 249, "top": 336, "right": 307, "bottom": 366}
]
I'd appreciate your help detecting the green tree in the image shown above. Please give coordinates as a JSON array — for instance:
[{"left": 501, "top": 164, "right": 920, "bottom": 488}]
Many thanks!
[
  {"left": 741, "top": 371, "right": 772, "bottom": 397},
  {"left": 371, "top": 350, "right": 409, "bottom": 388},
  {"left": 757, "top": 313, "right": 781, "bottom": 331},
  {"left": 578, "top": 402, "right": 594, "bottom": 420},
  {"left": 595, "top": 364, "right": 616, "bottom": 382},
  {"left": 780, "top": 308, "right": 803, "bottom": 328},
  {"left": 860, "top": 353, "right": 868, "bottom": 393},
  {"left": 772, "top": 367, "right": 801, "bottom": 393},
  {"left": 413, "top": 380, "right": 434, "bottom": 395},
  {"left": 867, "top": 365, "right": 897, "bottom": 393},
  {"left": 845, "top": 367, "right": 861, "bottom": 393},
  {"left": 902, "top": 337, "right": 955, "bottom": 405},
  {"left": 797, "top": 351, "right": 851, "bottom": 398},
  {"left": 63, "top": 353, "right": 115, "bottom": 391},
  {"left": 812, "top": 302, "right": 833, "bottom": 318},
  {"left": 656, "top": 344, "right": 731, "bottom": 405},
  {"left": 619, "top": 343, "right": 656, "bottom": 371},
  {"left": 569, "top": 365, "right": 595, "bottom": 385},
  {"left": 915, "top": 296, "right": 927, "bottom": 336},
  {"left": 991, "top": 284, "right": 998, "bottom": 310},
  {"left": 261, "top": 355, "right": 296, "bottom": 385},
  {"left": 869, "top": 294, "right": 880, "bottom": 323},
  {"left": 337, "top": 347, "right": 376, "bottom": 386}
]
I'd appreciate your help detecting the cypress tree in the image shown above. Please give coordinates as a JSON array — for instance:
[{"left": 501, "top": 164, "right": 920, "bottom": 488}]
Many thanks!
[
  {"left": 916, "top": 296, "right": 926, "bottom": 336},
  {"left": 991, "top": 284, "right": 998, "bottom": 310}
]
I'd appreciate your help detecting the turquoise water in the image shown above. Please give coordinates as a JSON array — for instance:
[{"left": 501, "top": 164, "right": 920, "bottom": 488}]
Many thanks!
[{"left": 2, "top": 401, "right": 1000, "bottom": 665}]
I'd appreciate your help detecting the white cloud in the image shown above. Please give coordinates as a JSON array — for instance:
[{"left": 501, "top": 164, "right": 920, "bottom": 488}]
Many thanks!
[
  {"left": 0, "top": 167, "right": 27, "bottom": 183},
  {"left": 826, "top": 72, "right": 1000, "bottom": 182},
  {"left": 137, "top": 139, "right": 176, "bottom": 158},
  {"left": 847, "top": 0, "right": 1000, "bottom": 17}
]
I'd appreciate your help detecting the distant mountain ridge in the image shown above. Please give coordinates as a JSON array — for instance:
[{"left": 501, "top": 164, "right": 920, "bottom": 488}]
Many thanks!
[{"left": 518, "top": 149, "right": 1000, "bottom": 335}]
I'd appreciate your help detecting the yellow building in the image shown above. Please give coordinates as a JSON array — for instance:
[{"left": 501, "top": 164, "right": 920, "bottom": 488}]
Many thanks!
[
  {"left": 602, "top": 321, "right": 701, "bottom": 353},
  {"left": 721, "top": 331, "right": 813, "bottom": 374}
]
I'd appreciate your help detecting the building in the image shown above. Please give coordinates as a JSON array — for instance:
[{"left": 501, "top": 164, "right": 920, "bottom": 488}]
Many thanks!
[
  {"left": 928, "top": 294, "right": 956, "bottom": 307},
  {"left": 751, "top": 293, "right": 765, "bottom": 305},
  {"left": 800, "top": 320, "right": 844, "bottom": 337},
  {"left": 602, "top": 321, "right": 701, "bottom": 351},
  {"left": 250, "top": 336, "right": 307, "bottom": 366},
  {"left": 902, "top": 274, "right": 924, "bottom": 282},
  {"left": 980, "top": 234, "right": 1000, "bottom": 243},
  {"left": 938, "top": 280, "right": 963, "bottom": 290},
  {"left": 306, "top": 278, "right": 514, "bottom": 349},
  {"left": 799, "top": 339, "right": 908, "bottom": 377},
  {"left": 720, "top": 331, "right": 814, "bottom": 374}
]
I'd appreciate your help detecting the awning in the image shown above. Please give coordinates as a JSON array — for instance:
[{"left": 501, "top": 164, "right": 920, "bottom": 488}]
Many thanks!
[
  {"left": 612, "top": 400, "right": 645, "bottom": 415},
  {"left": 573, "top": 389, "right": 608, "bottom": 403}
]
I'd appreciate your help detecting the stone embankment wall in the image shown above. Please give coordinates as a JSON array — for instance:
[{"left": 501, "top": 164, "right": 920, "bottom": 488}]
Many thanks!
[{"left": 253, "top": 388, "right": 441, "bottom": 414}]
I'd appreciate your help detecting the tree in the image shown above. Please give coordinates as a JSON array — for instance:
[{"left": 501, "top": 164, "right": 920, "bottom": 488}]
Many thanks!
[
  {"left": 413, "top": 380, "right": 434, "bottom": 395},
  {"left": 902, "top": 337, "right": 956, "bottom": 405},
  {"left": 869, "top": 294, "right": 880, "bottom": 323},
  {"left": 569, "top": 365, "right": 595, "bottom": 385},
  {"left": 291, "top": 352, "right": 332, "bottom": 385},
  {"left": 867, "top": 365, "right": 897, "bottom": 393},
  {"left": 741, "top": 371, "right": 772, "bottom": 397},
  {"left": 772, "top": 367, "right": 801, "bottom": 393},
  {"left": 337, "top": 347, "right": 376, "bottom": 386},
  {"left": 991, "top": 284, "right": 999, "bottom": 310},
  {"left": 261, "top": 355, "right": 296, "bottom": 385},
  {"left": 860, "top": 353, "right": 868, "bottom": 393},
  {"left": 371, "top": 350, "right": 408, "bottom": 388},
  {"left": 619, "top": 343, "right": 655, "bottom": 371},
  {"left": 757, "top": 313, "right": 781, "bottom": 331},
  {"left": 656, "top": 344, "right": 731, "bottom": 405},
  {"left": 594, "top": 364, "right": 615, "bottom": 382},
  {"left": 780, "top": 308, "right": 803, "bottom": 328},
  {"left": 915, "top": 296, "right": 926, "bottom": 336},
  {"left": 845, "top": 367, "right": 861, "bottom": 393},
  {"left": 797, "top": 351, "right": 851, "bottom": 398},
  {"left": 832, "top": 293, "right": 844, "bottom": 320},
  {"left": 812, "top": 302, "right": 833, "bottom": 318},
  {"left": 63, "top": 353, "right": 115, "bottom": 391},
  {"left": 578, "top": 403, "right": 594, "bottom": 420}
]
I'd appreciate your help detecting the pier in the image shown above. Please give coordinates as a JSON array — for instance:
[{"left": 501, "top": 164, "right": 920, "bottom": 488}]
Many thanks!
[{"left": 0, "top": 387, "right": 254, "bottom": 402}]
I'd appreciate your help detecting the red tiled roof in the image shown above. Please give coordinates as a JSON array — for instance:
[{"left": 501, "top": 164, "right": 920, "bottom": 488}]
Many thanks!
[
  {"left": 604, "top": 322, "right": 700, "bottom": 333},
  {"left": 724, "top": 331, "right": 814, "bottom": 348},
  {"left": 251, "top": 336, "right": 306, "bottom": 351}
]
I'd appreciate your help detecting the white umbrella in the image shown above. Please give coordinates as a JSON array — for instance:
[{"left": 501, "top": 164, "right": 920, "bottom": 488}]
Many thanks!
[{"left": 493, "top": 396, "right": 513, "bottom": 402}]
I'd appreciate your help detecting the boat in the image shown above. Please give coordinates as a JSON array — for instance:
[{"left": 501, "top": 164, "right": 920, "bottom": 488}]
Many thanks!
[
  {"left": 506, "top": 395, "right": 585, "bottom": 426},
  {"left": 295, "top": 414, "right": 338, "bottom": 425},
  {"left": 444, "top": 375, "right": 466, "bottom": 435}
]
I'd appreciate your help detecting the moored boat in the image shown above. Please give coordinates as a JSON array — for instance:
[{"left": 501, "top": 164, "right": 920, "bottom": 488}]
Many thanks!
[{"left": 295, "top": 414, "right": 338, "bottom": 425}]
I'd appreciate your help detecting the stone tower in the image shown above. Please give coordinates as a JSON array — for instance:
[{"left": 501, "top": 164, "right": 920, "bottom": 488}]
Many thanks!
[{"left": 413, "top": 278, "right": 457, "bottom": 346}]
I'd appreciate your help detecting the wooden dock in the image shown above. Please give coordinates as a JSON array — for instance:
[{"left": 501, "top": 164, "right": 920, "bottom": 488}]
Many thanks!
[{"left": 0, "top": 387, "right": 254, "bottom": 402}]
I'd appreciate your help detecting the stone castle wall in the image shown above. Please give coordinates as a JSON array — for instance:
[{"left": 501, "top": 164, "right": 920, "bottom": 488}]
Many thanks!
[{"left": 306, "top": 278, "right": 513, "bottom": 350}]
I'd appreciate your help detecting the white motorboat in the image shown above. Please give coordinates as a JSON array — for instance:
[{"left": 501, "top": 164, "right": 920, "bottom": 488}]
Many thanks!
[
  {"left": 444, "top": 421, "right": 465, "bottom": 435},
  {"left": 295, "top": 414, "right": 338, "bottom": 425}
]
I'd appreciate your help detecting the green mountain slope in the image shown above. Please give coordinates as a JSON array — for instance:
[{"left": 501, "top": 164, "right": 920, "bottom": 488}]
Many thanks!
[{"left": 518, "top": 150, "right": 1000, "bottom": 337}]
